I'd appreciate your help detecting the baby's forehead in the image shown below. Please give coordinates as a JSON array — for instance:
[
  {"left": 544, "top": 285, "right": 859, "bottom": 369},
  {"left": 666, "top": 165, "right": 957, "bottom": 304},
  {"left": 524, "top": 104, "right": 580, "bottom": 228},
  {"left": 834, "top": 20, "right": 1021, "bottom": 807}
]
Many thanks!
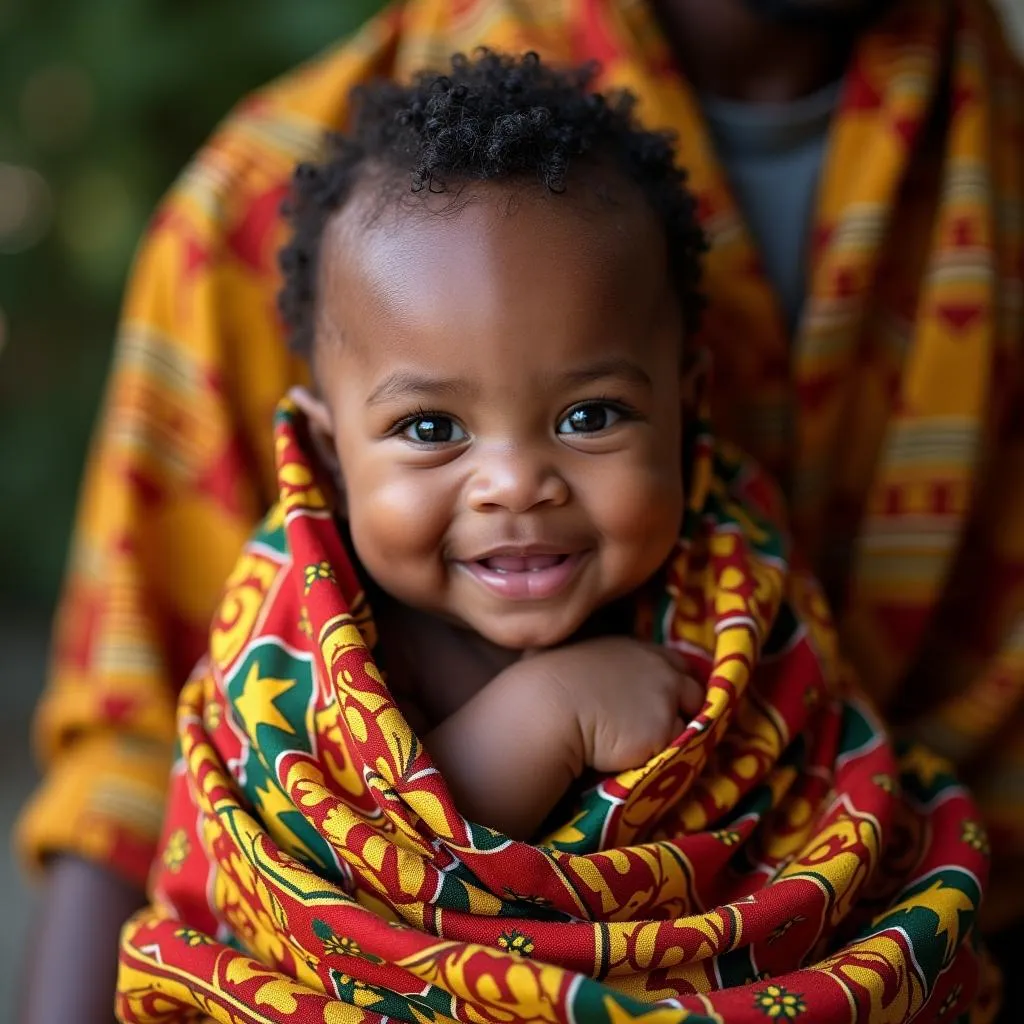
[
  {"left": 317, "top": 175, "right": 672, "bottom": 328},
  {"left": 311, "top": 183, "right": 682, "bottom": 396}
]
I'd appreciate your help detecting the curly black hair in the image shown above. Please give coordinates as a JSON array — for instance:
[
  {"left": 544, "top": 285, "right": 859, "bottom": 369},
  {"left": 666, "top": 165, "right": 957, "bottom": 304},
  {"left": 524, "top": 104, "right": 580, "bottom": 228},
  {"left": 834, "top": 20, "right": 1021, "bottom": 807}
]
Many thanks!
[{"left": 278, "top": 50, "right": 706, "bottom": 356}]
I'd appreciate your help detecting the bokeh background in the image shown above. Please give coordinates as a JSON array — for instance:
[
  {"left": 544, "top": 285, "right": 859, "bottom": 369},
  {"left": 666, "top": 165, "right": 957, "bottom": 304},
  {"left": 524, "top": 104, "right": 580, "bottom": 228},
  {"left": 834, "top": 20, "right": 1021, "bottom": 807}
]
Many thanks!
[{"left": 1, "top": 1, "right": 1023, "bottom": 1019}]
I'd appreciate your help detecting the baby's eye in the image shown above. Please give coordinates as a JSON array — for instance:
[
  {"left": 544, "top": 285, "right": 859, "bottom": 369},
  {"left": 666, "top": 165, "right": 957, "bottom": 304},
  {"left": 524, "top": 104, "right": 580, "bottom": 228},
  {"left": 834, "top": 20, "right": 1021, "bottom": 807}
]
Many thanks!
[
  {"left": 402, "top": 415, "right": 467, "bottom": 444},
  {"left": 557, "top": 403, "right": 623, "bottom": 435}
]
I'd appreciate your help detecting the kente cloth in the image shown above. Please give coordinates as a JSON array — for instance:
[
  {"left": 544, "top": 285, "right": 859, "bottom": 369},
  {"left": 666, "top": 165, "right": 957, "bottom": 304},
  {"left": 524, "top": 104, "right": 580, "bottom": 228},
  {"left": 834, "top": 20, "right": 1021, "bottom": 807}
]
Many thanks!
[
  {"left": 117, "top": 402, "right": 997, "bottom": 1024},
  {"left": 20, "top": 1, "right": 1024, "bottom": 929}
]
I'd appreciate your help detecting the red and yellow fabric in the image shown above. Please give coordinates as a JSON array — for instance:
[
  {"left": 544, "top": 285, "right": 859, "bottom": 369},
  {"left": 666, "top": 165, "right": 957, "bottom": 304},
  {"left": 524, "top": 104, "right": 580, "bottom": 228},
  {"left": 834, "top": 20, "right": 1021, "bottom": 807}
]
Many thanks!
[
  {"left": 117, "top": 400, "right": 998, "bottom": 1023},
  {"left": 21, "top": 0, "right": 1024, "bottom": 930}
]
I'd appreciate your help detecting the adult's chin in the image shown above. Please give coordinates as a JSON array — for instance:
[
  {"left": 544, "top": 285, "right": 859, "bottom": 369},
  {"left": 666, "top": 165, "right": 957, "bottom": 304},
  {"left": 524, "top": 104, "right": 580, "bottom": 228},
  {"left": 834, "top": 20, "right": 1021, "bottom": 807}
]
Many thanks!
[{"left": 738, "top": 0, "right": 901, "bottom": 30}]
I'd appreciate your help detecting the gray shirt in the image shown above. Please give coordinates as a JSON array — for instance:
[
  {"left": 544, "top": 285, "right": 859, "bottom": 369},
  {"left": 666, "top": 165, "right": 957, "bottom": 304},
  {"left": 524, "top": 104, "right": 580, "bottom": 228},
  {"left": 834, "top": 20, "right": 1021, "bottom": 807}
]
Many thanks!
[{"left": 700, "top": 81, "right": 841, "bottom": 333}]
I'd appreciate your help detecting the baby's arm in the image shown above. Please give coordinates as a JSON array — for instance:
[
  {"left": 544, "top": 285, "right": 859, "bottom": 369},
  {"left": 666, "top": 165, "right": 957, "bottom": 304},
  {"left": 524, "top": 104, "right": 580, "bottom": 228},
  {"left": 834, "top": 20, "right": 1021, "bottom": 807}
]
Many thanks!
[
  {"left": 423, "top": 663, "right": 580, "bottom": 840},
  {"left": 423, "top": 637, "right": 702, "bottom": 840}
]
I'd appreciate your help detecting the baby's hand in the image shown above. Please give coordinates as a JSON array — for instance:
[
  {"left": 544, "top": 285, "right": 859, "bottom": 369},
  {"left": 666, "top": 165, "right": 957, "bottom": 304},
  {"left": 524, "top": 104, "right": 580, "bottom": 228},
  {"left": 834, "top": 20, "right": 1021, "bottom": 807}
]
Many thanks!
[
  {"left": 423, "top": 637, "right": 701, "bottom": 840},
  {"left": 525, "top": 637, "right": 703, "bottom": 774}
]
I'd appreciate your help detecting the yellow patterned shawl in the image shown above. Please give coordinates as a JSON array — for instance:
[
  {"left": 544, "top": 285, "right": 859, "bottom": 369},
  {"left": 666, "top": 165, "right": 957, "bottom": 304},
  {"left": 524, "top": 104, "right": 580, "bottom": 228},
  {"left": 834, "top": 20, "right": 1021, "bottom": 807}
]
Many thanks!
[{"left": 22, "top": 0, "right": 1024, "bottom": 932}]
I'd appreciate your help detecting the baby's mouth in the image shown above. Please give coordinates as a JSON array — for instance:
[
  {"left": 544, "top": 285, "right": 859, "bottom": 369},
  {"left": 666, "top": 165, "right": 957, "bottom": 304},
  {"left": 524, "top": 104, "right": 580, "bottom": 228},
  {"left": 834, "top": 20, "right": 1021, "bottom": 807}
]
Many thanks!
[
  {"left": 459, "top": 551, "right": 585, "bottom": 601},
  {"left": 477, "top": 553, "right": 569, "bottom": 574}
]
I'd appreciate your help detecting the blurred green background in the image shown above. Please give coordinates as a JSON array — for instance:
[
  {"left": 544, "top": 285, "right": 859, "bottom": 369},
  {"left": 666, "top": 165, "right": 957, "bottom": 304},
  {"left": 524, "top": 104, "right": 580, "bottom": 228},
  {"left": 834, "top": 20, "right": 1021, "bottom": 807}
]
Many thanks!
[{"left": 0, "top": 0, "right": 386, "bottom": 612}]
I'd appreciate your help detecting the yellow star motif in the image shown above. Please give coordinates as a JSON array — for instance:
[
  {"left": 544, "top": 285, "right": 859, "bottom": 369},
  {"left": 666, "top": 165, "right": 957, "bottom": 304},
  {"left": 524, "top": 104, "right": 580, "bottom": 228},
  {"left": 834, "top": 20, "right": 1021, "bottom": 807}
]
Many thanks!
[
  {"left": 545, "top": 809, "right": 589, "bottom": 846},
  {"left": 234, "top": 662, "right": 297, "bottom": 737},
  {"left": 254, "top": 776, "right": 322, "bottom": 866},
  {"left": 603, "top": 995, "right": 692, "bottom": 1023},
  {"left": 899, "top": 744, "right": 951, "bottom": 788},
  {"left": 916, "top": 878, "right": 974, "bottom": 962}
]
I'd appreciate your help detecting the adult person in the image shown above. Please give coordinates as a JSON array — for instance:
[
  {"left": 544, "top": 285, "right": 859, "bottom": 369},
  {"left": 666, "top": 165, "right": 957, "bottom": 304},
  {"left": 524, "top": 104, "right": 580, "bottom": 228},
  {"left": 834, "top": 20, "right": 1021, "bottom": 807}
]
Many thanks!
[{"left": 18, "top": 1, "right": 1024, "bottom": 1021}]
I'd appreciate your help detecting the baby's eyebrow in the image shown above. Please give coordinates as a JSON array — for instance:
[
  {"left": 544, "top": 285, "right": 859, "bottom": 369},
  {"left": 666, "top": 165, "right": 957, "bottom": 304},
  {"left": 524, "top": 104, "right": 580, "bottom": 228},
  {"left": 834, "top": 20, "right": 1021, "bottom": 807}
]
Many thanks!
[
  {"left": 366, "top": 371, "right": 474, "bottom": 406},
  {"left": 558, "top": 358, "right": 652, "bottom": 390},
  {"left": 365, "top": 358, "right": 651, "bottom": 406}
]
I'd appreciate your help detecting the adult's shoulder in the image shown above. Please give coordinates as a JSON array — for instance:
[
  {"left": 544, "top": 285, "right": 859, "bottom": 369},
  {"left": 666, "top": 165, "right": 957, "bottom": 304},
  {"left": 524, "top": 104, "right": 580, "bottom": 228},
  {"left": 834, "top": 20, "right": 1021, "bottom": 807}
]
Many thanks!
[
  {"left": 144, "top": 0, "right": 586, "bottom": 253},
  {"left": 148, "top": 4, "right": 412, "bottom": 255}
]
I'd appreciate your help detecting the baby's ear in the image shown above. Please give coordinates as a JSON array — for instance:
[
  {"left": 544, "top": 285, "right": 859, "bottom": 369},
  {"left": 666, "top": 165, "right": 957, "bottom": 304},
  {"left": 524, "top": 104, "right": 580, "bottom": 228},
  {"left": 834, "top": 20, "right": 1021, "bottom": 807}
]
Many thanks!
[{"left": 288, "top": 386, "right": 348, "bottom": 515}]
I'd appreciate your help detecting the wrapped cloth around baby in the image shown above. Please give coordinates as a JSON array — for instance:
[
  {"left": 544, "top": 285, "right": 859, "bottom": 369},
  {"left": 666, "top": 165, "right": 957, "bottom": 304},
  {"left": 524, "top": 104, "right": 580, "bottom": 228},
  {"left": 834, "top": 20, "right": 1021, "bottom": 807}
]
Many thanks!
[{"left": 117, "top": 400, "right": 997, "bottom": 1023}]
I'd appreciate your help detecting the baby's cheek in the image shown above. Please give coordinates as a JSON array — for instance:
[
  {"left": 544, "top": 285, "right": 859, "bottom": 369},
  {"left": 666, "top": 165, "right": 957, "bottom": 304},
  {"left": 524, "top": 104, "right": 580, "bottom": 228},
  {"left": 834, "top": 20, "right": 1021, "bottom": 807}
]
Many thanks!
[
  {"left": 595, "top": 463, "right": 683, "bottom": 552},
  {"left": 348, "top": 475, "right": 451, "bottom": 572}
]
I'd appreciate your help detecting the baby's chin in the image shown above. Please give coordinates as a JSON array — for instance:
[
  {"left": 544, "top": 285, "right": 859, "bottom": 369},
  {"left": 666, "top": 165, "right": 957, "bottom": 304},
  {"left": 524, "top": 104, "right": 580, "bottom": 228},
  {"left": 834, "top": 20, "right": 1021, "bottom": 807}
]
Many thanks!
[
  {"left": 447, "top": 587, "right": 643, "bottom": 651},
  {"left": 464, "top": 610, "right": 593, "bottom": 652}
]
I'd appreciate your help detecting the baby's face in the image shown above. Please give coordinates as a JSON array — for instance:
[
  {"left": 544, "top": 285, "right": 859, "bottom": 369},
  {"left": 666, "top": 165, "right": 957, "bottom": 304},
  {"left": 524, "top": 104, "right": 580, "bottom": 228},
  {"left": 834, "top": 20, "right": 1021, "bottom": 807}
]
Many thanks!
[{"left": 308, "top": 178, "right": 686, "bottom": 650}]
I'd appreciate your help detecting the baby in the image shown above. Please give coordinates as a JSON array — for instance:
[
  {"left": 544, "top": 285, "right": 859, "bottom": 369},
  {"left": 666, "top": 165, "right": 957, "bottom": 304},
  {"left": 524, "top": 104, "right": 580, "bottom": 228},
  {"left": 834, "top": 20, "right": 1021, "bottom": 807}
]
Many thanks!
[
  {"left": 117, "top": 52, "right": 994, "bottom": 1024},
  {"left": 279, "top": 51, "right": 708, "bottom": 842}
]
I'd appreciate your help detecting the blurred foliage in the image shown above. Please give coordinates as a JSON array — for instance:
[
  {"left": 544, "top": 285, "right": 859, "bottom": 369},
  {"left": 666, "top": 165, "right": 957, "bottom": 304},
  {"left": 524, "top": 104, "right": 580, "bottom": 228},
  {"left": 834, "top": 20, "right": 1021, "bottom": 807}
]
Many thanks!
[{"left": 0, "top": 0, "right": 386, "bottom": 608}]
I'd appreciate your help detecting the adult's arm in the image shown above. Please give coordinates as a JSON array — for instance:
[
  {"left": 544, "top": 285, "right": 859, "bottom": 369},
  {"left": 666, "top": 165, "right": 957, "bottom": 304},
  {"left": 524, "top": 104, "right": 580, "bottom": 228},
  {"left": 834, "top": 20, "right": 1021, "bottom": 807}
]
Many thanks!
[{"left": 19, "top": 858, "right": 147, "bottom": 1024}]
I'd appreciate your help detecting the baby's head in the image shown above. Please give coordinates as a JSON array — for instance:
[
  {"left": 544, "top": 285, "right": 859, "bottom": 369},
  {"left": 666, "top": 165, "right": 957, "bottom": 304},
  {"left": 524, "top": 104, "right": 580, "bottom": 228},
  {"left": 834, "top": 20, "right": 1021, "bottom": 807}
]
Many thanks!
[{"left": 279, "top": 51, "right": 705, "bottom": 650}]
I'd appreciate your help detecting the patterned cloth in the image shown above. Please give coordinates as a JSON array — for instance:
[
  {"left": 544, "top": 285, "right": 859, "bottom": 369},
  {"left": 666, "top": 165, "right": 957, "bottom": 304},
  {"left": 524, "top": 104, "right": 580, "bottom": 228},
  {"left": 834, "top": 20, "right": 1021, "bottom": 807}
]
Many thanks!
[
  {"left": 20, "top": 0, "right": 1024, "bottom": 929},
  {"left": 117, "top": 402, "right": 997, "bottom": 1023}
]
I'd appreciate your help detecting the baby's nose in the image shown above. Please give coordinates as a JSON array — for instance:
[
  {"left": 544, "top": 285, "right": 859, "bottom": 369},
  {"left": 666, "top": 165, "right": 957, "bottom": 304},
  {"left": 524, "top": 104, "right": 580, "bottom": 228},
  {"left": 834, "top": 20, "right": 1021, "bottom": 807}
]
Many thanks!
[{"left": 466, "top": 447, "right": 569, "bottom": 513}]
